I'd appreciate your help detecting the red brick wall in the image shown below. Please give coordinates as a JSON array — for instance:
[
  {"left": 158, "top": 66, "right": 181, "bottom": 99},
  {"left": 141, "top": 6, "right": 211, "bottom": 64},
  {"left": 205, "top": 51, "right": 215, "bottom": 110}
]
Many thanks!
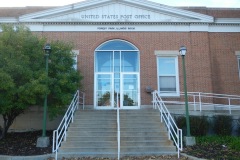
[
  {"left": 209, "top": 33, "right": 240, "bottom": 95},
  {"left": 37, "top": 31, "right": 240, "bottom": 105}
]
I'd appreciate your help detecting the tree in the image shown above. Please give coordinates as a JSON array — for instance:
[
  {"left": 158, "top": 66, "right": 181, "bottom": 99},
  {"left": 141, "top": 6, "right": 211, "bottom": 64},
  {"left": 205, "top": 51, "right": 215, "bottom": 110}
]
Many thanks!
[{"left": 0, "top": 24, "right": 82, "bottom": 139}]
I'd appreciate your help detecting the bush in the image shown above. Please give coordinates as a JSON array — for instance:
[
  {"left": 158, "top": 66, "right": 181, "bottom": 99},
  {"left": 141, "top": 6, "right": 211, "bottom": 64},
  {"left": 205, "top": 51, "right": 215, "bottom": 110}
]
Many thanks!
[
  {"left": 196, "top": 136, "right": 240, "bottom": 151},
  {"left": 175, "top": 115, "right": 209, "bottom": 136},
  {"left": 212, "top": 115, "right": 232, "bottom": 136},
  {"left": 237, "top": 118, "right": 240, "bottom": 136}
]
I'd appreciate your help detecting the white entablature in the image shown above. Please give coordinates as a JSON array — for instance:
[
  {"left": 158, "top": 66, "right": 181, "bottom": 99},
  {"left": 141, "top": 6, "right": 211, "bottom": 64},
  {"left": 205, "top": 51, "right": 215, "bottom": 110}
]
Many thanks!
[{"left": 18, "top": 0, "right": 214, "bottom": 23}]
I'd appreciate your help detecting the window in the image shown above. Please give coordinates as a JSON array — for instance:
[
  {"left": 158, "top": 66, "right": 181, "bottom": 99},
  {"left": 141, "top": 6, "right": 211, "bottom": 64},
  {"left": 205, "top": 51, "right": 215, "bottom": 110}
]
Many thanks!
[
  {"left": 72, "top": 50, "right": 79, "bottom": 70},
  {"left": 157, "top": 56, "right": 179, "bottom": 96}
]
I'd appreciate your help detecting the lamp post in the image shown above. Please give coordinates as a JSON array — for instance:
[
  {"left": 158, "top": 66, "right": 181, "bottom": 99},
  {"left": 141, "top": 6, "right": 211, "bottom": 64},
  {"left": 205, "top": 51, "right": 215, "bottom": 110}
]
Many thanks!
[
  {"left": 36, "top": 43, "right": 51, "bottom": 148},
  {"left": 179, "top": 46, "right": 191, "bottom": 137},
  {"left": 42, "top": 43, "right": 51, "bottom": 137},
  {"left": 179, "top": 46, "right": 195, "bottom": 145}
]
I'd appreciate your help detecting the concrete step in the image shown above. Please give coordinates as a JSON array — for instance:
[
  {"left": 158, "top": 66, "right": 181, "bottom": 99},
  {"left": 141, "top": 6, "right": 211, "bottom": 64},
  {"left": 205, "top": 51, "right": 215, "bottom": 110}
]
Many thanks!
[
  {"left": 59, "top": 147, "right": 117, "bottom": 153},
  {"left": 70, "top": 123, "right": 116, "bottom": 127},
  {"left": 121, "top": 131, "right": 168, "bottom": 137},
  {"left": 61, "top": 141, "right": 117, "bottom": 147},
  {"left": 67, "top": 131, "right": 117, "bottom": 136},
  {"left": 120, "top": 118, "right": 161, "bottom": 122},
  {"left": 120, "top": 146, "right": 176, "bottom": 153},
  {"left": 68, "top": 127, "right": 116, "bottom": 132},
  {"left": 121, "top": 140, "right": 173, "bottom": 146},
  {"left": 66, "top": 136, "right": 117, "bottom": 141}
]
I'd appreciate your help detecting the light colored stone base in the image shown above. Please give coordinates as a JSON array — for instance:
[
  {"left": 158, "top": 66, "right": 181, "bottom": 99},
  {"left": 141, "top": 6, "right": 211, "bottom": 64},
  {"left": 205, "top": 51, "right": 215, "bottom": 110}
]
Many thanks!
[
  {"left": 184, "top": 136, "right": 196, "bottom": 146},
  {"left": 36, "top": 136, "right": 50, "bottom": 147}
]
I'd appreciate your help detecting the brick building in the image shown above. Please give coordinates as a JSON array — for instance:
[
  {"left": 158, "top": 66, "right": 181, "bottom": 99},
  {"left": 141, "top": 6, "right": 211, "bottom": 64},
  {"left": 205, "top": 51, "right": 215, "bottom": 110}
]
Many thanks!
[{"left": 1, "top": 0, "right": 240, "bottom": 110}]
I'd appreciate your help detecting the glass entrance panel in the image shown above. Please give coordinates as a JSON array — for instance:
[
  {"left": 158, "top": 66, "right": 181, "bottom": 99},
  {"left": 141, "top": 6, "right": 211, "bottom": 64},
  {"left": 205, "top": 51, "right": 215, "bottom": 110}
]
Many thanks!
[
  {"left": 96, "top": 74, "right": 113, "bottom": 108},
  {"left": 95, "top": 40, "right": 140, "bottom": 109},
  {"left": 122, "top": 74, "right": 138, "bottom": 107}
]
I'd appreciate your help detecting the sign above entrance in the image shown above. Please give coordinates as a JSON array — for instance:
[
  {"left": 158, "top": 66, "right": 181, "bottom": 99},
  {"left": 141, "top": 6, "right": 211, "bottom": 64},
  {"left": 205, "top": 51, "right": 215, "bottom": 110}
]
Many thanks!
[{"left": 81, "top": 14, "right": 151, "bottom": 21}]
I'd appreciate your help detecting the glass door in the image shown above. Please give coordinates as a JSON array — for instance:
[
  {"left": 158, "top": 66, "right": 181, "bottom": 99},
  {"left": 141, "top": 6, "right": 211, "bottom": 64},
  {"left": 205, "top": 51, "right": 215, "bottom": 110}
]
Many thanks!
[
  {"left": 96, "top": 73, "right": 114, "bottom": 108},
  {"left": 121, "top": 73, "right": 139, "bottom": 109}
]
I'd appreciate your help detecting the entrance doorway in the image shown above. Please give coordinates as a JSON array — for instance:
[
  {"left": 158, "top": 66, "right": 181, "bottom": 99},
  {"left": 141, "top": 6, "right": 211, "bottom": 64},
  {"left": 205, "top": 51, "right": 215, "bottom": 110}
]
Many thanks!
[{"left": 94, "top": 40, "right": 140, "bottom": 109}]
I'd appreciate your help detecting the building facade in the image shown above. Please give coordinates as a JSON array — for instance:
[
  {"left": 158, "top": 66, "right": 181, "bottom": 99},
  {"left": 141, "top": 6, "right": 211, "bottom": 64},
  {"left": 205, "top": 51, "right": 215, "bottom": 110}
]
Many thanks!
[{"left": 1, "top": 0, "right": 240, "bottom": 110}]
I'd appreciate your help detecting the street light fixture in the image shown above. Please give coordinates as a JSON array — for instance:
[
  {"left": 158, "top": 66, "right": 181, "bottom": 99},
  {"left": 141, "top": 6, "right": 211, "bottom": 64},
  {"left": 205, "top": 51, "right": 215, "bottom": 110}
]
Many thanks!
[
  {"left": 179, "top": 46, "right": 195, "bottom": 145},
  {"left": 37, "top": 43, "right": 51, "bottom": 148}
]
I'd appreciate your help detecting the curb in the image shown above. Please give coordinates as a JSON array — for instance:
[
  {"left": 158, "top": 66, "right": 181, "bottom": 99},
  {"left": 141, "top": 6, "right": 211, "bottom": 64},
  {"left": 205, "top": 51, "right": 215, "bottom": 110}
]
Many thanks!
[
  {"left": 0, "top": 154, "right": 54, "bottom": 160},
  {"left": 0, "top": 153, "right": 207, "bottom": 160}
]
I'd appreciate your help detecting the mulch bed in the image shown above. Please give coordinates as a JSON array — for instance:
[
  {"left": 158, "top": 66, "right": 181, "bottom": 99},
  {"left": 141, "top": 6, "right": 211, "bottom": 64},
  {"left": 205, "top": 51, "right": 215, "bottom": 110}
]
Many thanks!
[
  {"left": 182, "top": 143, "right": 240, "bottom": 160},
  {"left": 1, "top": 131, "right": 240, "bottom": 159},
  {"left": 0, "top": 130, "right": 52, "bottom": 156}
]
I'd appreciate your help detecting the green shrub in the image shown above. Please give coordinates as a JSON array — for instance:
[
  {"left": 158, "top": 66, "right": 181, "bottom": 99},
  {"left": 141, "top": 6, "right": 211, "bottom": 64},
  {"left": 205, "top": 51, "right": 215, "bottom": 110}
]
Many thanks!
[
  {"left": 190, "top": 116, "right": 209, "bottom": 136},
  {"left": 175, "top": 115, "right": 209, "bottom": 136},
  {"left": 212, "top": 115, "right": 232, "bottom": 136},
  {"left": 237, "top": 118, "right": 240, "bottom": 136},
  {"left": 196, "top": 136, "right": 240, "bottom": 151}
]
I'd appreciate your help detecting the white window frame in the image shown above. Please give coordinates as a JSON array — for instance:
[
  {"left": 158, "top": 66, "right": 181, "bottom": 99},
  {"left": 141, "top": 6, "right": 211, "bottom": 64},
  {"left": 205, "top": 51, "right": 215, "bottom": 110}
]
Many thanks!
[
  {"left": 155, "top": 51, "right": 180, "bottom": 97},
  {"left": 235, "top": 51, "right": 240, "bottom": 79},
  {"left": 238, "top": 56, "right": 240, "bottom": 79}
]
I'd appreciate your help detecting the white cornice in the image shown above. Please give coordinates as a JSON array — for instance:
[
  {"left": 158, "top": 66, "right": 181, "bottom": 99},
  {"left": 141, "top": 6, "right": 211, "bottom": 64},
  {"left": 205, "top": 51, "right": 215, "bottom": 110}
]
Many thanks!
[
  {"left": 0, "top": 17, "right": 18, "bottom": 23},
  {"left": 215, "top": 18, "right": 240, "bottom": 24},
  {"left": 18, "top": 0, "right": 214, "bottom": 23},
  {"left": 123, "top": 0, "right": 213, "bottom": 22}
]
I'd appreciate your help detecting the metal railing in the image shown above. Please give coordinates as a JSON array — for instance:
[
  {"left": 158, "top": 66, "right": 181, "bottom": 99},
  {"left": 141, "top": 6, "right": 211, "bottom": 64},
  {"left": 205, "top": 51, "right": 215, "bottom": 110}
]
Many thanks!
[
  {"left": 152, "top": 90, "right": 183, "bottom": 158},
  {"left": 52, "top": 90, "right": 84, "bottom": 160},
  {"left": 116, "top": 92, "right": 120, "bottom": 160},
  {"left": 79, "top": 90, "right": 85, "bottom": 109},
  {"left": 161, "top": 92, "right": 240, "bottom": 114}
]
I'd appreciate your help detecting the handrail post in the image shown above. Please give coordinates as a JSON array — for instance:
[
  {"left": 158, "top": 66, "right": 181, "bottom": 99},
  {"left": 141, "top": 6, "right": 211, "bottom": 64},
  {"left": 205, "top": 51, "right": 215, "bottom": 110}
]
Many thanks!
[
  {"left": 167, "top": 113, "right": 170, "bottom": 139},
  {"left": 177, "top": 129, "right": 180, "bottom": 158},
  {"left": 117, "top": 92, "right": 120, "bottom": 160},
  {"left": 199, "top": 92, "right": 202, "bottom": 112},
  {"left": 83, "top": 92, "right": 85, "bottom": 110},
  {"left": 193, "top": 95, "right": 196, "bottom": 111},
  {"left": 52, "top": 131, "right": 56, "bottom": 153},
  {"left": 77, "top": 90, "right": 79, "bottom": 110},
  {"left": 228, "top": 98, "right": 231, "bottom": 114},
  {"left": 55, "top": 131, "right": 58, "bottom": 160},
  {"left": 64, "top": 116, "right": 67, "bottom": 141},
  {"left": 152, "top": 91, "right": 155, "bottom": 109},
  {"left": 71, "top": 105, "right": 74, "bottom": 123}
]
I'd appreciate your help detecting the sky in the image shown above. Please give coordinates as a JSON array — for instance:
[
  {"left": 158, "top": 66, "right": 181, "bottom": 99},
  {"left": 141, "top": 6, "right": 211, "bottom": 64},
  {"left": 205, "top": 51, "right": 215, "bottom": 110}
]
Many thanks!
[{"left": 0, "top": 0, "right": 240, "bottom": 8}]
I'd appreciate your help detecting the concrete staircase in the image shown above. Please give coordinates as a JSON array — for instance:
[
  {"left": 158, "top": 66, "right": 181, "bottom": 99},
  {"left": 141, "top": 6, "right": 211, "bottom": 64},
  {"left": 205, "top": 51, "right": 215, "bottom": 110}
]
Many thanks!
[
  {"left": 59, "top": 110, "right": 117, "bottom": 157},
  {"left": 58, "top": 109, "right": 177, "bottom": 158},
  {"left": 120, "top": 110, "right": 176, "bottom": 156}
]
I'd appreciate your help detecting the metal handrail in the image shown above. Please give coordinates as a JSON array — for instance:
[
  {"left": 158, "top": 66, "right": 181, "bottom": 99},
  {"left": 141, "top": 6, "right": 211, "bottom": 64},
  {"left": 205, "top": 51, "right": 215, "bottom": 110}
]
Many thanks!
[
  {"left": 152, "top": 91, "right": 183, "bottom": 158},
  {"left": 116, "top": 92, "right": 120, "bottom": 160},
  {"left": 160, "top": 91, "right": 240, "bottom": 114},
  {"left": 52, "top": 90, "right": 83, "bottom": 160},
  {"left": 79, "top": 90, "right": 85, "bottom": 109}
]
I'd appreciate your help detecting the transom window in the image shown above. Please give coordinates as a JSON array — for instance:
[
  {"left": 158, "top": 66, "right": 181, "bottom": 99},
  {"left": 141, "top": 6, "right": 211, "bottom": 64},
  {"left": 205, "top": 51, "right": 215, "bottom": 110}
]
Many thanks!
[{"left": 95, "top": 40, "right": 139, "bottom": 73}]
